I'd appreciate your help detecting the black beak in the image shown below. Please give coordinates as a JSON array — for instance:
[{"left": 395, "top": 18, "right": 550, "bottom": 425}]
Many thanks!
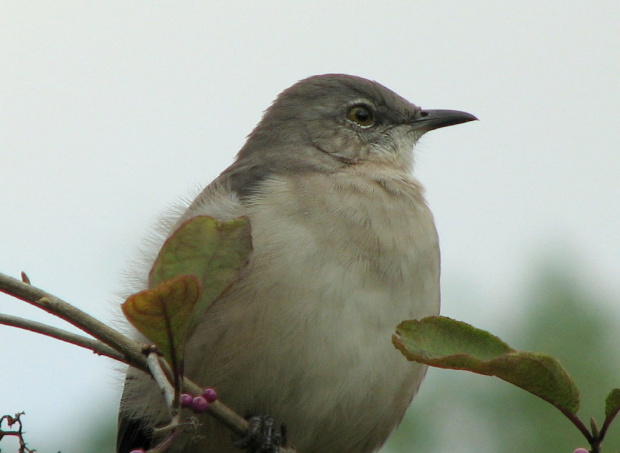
[{"left": 410, "top": 109, "right": 478, "bottom": 132}]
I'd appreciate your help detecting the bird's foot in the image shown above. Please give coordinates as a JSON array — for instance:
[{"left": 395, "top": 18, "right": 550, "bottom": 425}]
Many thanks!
[{"left": 234, "top": 415, "right": 286, "bottom": 453}]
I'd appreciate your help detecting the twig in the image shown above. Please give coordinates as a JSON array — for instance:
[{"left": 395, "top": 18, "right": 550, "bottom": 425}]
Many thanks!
[
  {"left": 0, "top": 312, "right": 126, "bottom": 362},
  {"left": 0, "top": 272, "right": 297, "bottom": 452},
  {"left": 148, "top": 352, "right": 175, "bottom": 408},
  {"left": 0, "top": 412, "right": 35, "bottom": 453},
  {"left": 0, "top": 272, "right": 146, "bottom": 368}
]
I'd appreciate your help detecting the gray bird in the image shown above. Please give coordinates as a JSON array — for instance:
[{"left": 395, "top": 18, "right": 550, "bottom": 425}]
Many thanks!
[{"left": 117, "top": 74, "right": 476, "bottom": 453}]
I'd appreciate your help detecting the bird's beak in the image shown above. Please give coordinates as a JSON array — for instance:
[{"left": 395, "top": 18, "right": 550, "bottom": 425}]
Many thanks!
[{"left": 409, "top": 109, "right": 478, "bottom": 132}]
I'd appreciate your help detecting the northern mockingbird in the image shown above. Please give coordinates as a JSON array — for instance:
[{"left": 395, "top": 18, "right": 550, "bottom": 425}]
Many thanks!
[{"left": 117, "top": 74, "right": 476, "bottom": 453}]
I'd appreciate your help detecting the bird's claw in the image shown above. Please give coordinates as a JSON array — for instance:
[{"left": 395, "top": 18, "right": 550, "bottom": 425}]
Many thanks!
[{"left": 234, "top": 415, "right": 285, "bottom": 453}]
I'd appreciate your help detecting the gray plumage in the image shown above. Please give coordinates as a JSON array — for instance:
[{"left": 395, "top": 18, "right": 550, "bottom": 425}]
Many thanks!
[{"left": 118, "top": 74, "right": 476, "bottom": 453}]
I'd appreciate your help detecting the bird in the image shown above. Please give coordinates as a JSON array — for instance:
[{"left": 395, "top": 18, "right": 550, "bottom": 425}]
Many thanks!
[{"left": 117, "top": 74, "right": 476, "bottom": 453}]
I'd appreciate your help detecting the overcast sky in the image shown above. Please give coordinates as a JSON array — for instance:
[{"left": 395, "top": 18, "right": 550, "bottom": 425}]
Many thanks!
[{"left": 1, "top": 2, "right": 619, "bottom": 452}]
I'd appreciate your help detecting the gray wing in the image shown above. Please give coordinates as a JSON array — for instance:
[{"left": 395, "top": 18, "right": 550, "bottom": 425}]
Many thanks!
[{"left": 117, "top": 376, "right": 154, "bottom": 453}]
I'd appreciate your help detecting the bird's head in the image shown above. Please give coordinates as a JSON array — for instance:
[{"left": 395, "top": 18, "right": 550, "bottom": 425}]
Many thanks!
[{"left": 243, "top": 74, "right": 476, "bottom": 172}]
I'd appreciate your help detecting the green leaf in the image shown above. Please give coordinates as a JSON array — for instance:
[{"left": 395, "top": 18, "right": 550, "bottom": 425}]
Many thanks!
[
  {"left": 149, "top": 215, "right": 253, "bottom": 328},
  {"left": 122, "top": 275, "right": 200, "bottom": 366},
  {"left": 605, "top": 388, "right": 620, "bottom": 419},
  {"left": 123, "top": 216, "right": 252, "bottom": 370},
  {"left": 393, "top": 316, "right": 581, "bottom": 414}
]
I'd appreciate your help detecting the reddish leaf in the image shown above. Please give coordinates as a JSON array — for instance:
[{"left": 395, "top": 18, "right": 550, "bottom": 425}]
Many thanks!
[{"left": 122, "top": 275, "right": 200, "bottom": 366}]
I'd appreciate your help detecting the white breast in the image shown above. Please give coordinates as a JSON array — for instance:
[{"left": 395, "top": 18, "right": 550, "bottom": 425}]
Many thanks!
[
  {"left": 142, "top": 163, "right": 441, "bottom": 452},
  {"left": 197, "top": 164, "right": 438, "bottom": 451}
]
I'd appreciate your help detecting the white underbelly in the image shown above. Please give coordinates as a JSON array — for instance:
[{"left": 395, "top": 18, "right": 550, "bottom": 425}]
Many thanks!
[{"left": 177, "top": 168, "right": 441, "bottom": 452}]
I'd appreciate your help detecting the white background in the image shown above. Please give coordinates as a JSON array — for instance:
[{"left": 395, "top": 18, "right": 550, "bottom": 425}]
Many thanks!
[{"left": 1, "top": 2, "right": 619, "bottom": 452}]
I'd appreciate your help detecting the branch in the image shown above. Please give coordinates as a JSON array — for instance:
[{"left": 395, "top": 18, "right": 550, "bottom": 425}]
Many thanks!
[
  {"left": 148, "top": 353, "right": 175, "bottom": 409},
  {"left": 0, "top": 313, "right": 125, "bottom": 362},
  {"left": 0, "top": 412, "right": 35, "bottom": 453},
  {"left": 0, "top": 272, "right": 296, "bottom": 452},
  {"left": 0, "top": 272, "right": 147, "bottom": 368}
]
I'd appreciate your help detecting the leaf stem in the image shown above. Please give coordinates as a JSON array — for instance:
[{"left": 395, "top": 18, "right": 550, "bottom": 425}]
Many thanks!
[
  {"left": 559, "top": 408, "right": 594, "bottom": 444},
  {"left": 598, "top": 403, "right": 620, "bottom": 444}
]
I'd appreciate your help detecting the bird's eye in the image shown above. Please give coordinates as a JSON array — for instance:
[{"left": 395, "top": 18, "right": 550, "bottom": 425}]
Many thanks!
[{"left": 347, "top": 105, "right": 375, "bottom": 127}]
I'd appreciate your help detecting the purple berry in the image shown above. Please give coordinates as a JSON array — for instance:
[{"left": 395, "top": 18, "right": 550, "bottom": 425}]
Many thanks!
[
  {"left": 573, "top": 449, "right": 589, "bottom": 453},
  {"left": 129, "top": 450, "right": 146, "bottom": 453},
  {"left": 191, "top": 395, "right": 210, "bottom": 413},
  {"left": 202, "top": 387, "right": 218, "bottom": 403},
  {"left": 180, "top": 393, "right": 193, "bottom": 408}
]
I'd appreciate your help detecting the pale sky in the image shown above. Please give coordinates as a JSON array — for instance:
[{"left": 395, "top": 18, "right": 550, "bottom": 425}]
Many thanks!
[{"left": 1, "top": 2, "right": 619, "bottom": 452}]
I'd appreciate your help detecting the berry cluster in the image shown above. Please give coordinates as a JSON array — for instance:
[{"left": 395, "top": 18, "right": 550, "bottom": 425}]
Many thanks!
[
  {"left": 180, "top": 387, "right": 218, "bottom": 413},
  {"left": 127, "top": 388, "right": 218, "bottom": 452}
]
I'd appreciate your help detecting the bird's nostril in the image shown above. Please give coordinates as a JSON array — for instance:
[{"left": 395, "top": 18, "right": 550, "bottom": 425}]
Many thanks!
[{"left": 420, "top": 111, "right": 429, "bottom": 117}]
